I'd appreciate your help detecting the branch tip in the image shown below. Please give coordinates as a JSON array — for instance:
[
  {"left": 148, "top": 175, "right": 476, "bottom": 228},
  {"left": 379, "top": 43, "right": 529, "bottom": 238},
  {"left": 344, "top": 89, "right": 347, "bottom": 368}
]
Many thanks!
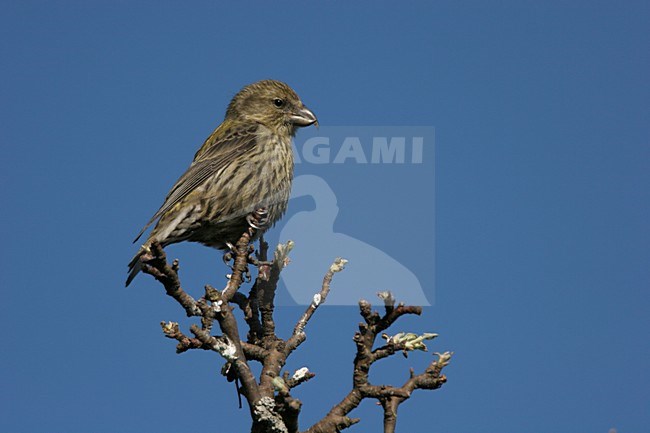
[{"left": 329, "top": 257, "right": 348, "bottom": 273}]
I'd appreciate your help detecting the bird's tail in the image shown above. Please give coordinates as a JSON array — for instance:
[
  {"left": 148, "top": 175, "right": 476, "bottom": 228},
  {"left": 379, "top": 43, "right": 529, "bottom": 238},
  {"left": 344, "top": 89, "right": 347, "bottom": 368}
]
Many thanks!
[{"left": 126, "top": 246, "right": 147, "bottom": 287}]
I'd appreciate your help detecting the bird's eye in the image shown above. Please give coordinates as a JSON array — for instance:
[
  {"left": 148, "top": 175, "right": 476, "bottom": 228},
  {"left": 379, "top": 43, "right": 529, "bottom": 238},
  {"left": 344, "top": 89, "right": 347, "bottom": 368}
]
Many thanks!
[{"left": 273, "top": 98, "right": 285, "bottom": 107}]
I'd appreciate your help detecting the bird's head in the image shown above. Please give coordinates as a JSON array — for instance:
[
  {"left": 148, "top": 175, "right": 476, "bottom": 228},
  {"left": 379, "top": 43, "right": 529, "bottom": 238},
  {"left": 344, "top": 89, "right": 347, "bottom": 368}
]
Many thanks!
[{"left": 226, "top": 79, "right": 318, "bottom": 136}]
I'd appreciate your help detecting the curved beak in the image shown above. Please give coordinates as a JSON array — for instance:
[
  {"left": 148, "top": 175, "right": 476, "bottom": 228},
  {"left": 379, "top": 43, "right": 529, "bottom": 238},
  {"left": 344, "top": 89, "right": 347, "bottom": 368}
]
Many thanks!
[{"left": 290, "top": 105, "right": 318, "bottom": 127}]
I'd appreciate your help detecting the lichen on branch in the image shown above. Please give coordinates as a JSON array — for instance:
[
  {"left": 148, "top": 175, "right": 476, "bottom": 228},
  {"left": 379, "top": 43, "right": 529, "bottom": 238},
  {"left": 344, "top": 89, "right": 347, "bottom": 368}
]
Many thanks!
[{"left": 137, "top": 228, "right": 451, "bottom": 433}]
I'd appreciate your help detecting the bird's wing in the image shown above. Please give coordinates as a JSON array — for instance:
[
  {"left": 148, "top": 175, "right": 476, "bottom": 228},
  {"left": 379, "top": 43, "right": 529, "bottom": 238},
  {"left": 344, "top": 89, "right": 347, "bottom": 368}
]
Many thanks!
[{"left": 133, "top": 124, "right": 259, "bottom": 243}]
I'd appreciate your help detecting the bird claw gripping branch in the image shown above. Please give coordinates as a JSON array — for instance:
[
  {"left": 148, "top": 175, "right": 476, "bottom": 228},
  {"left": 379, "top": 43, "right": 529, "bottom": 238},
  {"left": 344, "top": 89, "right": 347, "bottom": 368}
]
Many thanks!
[{"left": 246, "top": 207, "right": 270, "bottom": 230}]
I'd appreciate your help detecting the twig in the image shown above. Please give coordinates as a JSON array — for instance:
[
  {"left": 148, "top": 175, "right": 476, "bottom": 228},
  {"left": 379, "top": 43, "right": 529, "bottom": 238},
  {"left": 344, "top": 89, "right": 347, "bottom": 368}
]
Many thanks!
[
  {"left": 304, "top": 293, "right": 451, "bottom": 433},
  {"left": 285, "top": 257, "right": 348, "bottom": 355},
  {"left": 140, "top": 242, "right": 201, "bottom": 317},
  {"left": 141, "top": 227, "right": 450, "bottom": 433},
  {"left": 232, "top": 291, "right": 263, "bottom": 344}
]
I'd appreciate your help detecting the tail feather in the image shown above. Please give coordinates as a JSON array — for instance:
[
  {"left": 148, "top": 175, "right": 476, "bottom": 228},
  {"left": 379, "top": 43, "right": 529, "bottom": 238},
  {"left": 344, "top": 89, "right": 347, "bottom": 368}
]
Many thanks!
[{"left": 126, "top": 248, "right": 145, "bottom": 287}]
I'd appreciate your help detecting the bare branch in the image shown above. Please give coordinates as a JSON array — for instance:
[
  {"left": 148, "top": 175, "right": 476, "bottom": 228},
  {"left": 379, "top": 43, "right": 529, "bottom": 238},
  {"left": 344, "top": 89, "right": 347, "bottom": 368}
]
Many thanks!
[
  {"left": 286, "top": 257, "right": 348, "bottom": 355},
  {"left": 258, "top": 241, "right": 294, "bottom": 341},
  {"left": 380, "top": 397, "right": 399, "bottom": 433},
  {"left": 284, "top": 367, "right": 316, "bottom": 389},
  {"left": 140, "top": 228, "right": 451, "bottom": 433},
  {"left": 222, "top": 228, "right": 255, "bottom": 301},
  {"left": 160, "top": 321, "right": 208, "bottom": 353},
  {"left": 232, "top": 291, "right": 263, "bottom": 344},
  {"left": 305, "top": 292, "right": 450, "bottom": 433},
  {"left": 140, "top": 242, "right": 201, "bottom": 317}
]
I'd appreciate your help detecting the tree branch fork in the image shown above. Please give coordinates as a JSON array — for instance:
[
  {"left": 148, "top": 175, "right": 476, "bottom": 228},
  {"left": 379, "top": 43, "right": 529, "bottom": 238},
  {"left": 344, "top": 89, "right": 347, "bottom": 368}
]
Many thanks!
[{"left": 138, "top": 226, "right": 451, "bottom": 433}]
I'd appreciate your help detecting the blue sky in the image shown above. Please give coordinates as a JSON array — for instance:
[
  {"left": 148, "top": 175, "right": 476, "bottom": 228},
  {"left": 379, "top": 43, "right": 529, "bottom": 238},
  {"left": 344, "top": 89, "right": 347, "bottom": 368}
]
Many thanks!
[{"left": 1, "top": 2, "right": 649, "bottom": 432}]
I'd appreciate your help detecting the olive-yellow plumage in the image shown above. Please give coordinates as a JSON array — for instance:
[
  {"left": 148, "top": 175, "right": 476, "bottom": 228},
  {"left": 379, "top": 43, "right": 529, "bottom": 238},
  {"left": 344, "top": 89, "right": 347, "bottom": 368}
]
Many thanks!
[{"left": 126, "top": 80, "right": 317, "bottom": 286}]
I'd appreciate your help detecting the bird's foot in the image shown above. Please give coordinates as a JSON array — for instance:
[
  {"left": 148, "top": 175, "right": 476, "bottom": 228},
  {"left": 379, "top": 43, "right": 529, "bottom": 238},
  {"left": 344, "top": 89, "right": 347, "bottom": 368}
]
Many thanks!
[
  {"left": 222, "top": 242, "right": 237, "bottom": 270},
  {"left": 223, "top": 243, "right": 255, "bottom": 282},
  {"left": 240, "top": 244, "right": 257, "bottom": 282},
  {"left": 222, "top": 251, "right": 234, "bottom": 269},
  {"left": 139, "top": 244, "right": 158, "bottom": 264},
  {"left": 246, "top": 207, "right": 269, "bottom": 230}
]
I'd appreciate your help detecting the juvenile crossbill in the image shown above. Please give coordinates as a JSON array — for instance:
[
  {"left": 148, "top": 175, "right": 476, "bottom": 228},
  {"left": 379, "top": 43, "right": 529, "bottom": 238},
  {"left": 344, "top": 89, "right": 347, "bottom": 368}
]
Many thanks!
[{"left": 127, "top": 80, "right": 317, "bottom": 286}]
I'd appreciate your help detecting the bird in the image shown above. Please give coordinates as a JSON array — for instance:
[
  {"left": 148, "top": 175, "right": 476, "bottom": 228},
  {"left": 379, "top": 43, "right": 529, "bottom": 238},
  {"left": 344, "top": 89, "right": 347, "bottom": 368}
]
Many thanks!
[{"left": 126, "top": 79, "right": 317, "bottom": 286}]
